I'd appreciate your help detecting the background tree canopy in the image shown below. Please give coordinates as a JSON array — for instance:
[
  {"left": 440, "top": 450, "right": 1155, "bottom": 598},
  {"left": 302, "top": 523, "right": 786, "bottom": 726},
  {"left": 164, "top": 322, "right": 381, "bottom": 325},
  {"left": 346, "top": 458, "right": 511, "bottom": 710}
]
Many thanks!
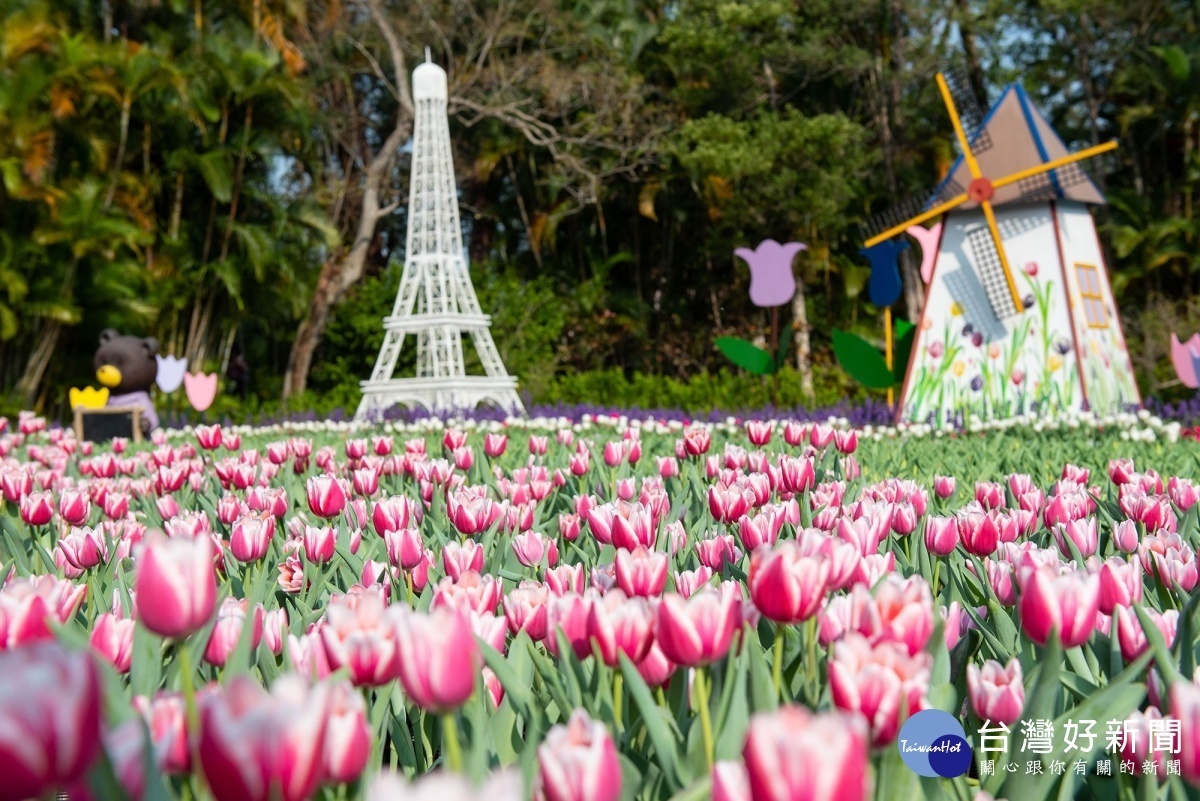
[{"left": 1, "top": 0, "right": 1197, "bottom": 419}]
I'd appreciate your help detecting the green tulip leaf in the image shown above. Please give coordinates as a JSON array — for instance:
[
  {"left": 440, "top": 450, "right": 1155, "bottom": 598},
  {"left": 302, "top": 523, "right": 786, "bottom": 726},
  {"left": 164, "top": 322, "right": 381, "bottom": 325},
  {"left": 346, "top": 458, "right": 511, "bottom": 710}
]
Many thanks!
[
  {"left": 832, "top": 328, "right": 896, "bottom": 389},
  {"left": 715, "top": 336, "right": 776, "bottom": 375}
]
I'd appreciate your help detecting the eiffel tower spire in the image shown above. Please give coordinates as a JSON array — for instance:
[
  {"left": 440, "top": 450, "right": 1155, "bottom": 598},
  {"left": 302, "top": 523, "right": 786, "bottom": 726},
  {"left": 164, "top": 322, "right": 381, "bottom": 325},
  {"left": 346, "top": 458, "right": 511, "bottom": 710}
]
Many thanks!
[{"left": 356, "top": 58, "right": 524, "bottom": 421}]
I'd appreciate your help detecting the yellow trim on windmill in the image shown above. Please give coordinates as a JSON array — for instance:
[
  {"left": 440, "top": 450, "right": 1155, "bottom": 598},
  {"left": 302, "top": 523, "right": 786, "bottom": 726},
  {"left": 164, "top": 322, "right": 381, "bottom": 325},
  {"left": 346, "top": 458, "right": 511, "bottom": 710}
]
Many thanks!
[{"left": 863, "top": 73, "right": 1119, "bottom": 319}]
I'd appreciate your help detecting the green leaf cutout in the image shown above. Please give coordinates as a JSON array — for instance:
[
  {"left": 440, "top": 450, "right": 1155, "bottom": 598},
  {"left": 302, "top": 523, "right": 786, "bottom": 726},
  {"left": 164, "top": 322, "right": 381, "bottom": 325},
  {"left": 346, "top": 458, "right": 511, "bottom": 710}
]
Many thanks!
[
  {"left": 715, "top": 336, "right": 775, "bottom": 375},
  {"left": 832, "top": 328, "right": 896, "bottom": 388}
]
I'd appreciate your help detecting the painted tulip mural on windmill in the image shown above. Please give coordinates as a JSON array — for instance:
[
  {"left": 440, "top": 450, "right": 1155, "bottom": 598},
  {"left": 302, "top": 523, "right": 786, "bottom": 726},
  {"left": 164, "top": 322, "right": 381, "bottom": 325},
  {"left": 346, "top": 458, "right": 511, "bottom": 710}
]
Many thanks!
[{"left": 716, "top": 240, "right": 806, "bottom": 403}]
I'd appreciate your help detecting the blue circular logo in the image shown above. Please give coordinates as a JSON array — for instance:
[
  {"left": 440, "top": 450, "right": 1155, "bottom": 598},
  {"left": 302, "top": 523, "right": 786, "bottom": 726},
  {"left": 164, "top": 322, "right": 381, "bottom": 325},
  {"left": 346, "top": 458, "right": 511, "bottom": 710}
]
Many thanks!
[{"left": 896, "top": 710, "right": 973, "bottom": 777}]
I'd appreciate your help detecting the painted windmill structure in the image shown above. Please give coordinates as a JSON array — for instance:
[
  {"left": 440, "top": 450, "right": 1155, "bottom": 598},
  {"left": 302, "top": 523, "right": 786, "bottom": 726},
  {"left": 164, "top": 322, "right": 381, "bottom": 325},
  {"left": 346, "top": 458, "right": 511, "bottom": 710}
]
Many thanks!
[
  {"left": 861, "top": 73, "right": 1140, "bottom": 424},
  {"left": 356, "top": 58, "right": 524, "bottom": 420}
]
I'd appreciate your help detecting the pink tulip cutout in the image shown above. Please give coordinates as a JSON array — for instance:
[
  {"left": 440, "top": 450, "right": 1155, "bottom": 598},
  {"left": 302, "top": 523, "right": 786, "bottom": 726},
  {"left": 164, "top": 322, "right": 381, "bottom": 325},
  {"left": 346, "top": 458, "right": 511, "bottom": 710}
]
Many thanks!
[{"left": 184, "top": 371, "right": 219, "bottom": 412}]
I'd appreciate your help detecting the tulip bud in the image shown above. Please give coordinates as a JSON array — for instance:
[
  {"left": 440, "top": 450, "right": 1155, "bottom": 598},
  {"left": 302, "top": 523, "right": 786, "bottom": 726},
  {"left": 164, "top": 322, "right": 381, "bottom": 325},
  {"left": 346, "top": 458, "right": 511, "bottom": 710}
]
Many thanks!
[
  {"left": 136, "top": 534, "right": 218, "bottom": 639},
  {"left": 230, "top": 511, "right": 275, "bottom": 563},
  {"left": 303, "top": 525, "right": 337, "bottom": 564},
  {"left": 1018, "top": 568, "right": 1099, "bottom": 648}
]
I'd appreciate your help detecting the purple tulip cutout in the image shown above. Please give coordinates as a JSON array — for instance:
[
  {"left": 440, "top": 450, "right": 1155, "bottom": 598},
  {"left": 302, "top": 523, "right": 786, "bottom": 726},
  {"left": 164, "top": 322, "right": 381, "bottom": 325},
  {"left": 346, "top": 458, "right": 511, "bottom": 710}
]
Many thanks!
[{"left": 734, "top": 240, "right": 808, "bottom": 307}]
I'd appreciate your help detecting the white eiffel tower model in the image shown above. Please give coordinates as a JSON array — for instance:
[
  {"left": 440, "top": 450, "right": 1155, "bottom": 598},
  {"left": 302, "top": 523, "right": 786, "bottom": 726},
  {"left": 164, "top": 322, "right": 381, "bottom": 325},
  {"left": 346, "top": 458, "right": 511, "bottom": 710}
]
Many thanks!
[{"left": 356, "top": 57, "right": 525, "bottom": 421}]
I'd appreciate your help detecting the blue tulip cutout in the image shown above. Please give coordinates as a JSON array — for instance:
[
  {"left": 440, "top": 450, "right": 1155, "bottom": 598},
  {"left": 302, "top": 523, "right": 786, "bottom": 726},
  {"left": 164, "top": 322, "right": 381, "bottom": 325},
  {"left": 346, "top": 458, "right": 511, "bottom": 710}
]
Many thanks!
[{"left": 861, "top": 239, "right": 907, "bottom": 308}]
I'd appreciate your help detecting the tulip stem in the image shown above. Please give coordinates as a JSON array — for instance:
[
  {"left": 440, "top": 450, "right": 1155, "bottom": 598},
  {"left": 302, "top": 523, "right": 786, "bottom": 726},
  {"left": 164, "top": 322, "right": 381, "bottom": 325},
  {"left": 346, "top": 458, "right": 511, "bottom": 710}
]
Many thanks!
[
  {"left": 693, "top": 667, "right": 715, "bottom": 769},
  {"left": 932, "top": 559, "right": 941, "bottom": 597},
  {"left": 772, "top": 627, "right": 785, "bottom": 700},
  {"left": 442, "top": 712, "right": 463, "bottom": 772},
  {"left": 612, "top": 672, "right": 624, "bottom": 731}
]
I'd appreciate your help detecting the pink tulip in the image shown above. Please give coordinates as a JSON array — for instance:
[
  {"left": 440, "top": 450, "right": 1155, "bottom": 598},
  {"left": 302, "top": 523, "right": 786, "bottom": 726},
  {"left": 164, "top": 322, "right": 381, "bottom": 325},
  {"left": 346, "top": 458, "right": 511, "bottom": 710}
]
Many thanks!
[
  {"left": 320, "top": 591, "right": 400, "bottom": 686},
  {"left": 868, "top": 576, "right": 934, "bottom": 656},
  {"left": 306, "top": 475, "right": 347, "bottom": 519},
  {"left": 655, "top": 584, "right": 741, "bottom": 667},
  {"left": 1018, "top": 567, "right": 1099, "bottom": 648},
  {"left": 204, "top": 597, "right": 265, "bottom": 667},
  {"left": 303, "top": 525, "right": 337, "bottom": 564},
  {"left": 263, "top": 608, "right": 288, "bottom": 656},
  {"left": 923, "top": 515, "right": 957, "bottom": 556},
  {"left": 529, "top": 435, "right": 549, "bottom": 455},
  {"left": 323, "top": 681, "right": 372, "bottom": 784},
  {"left": 1114, "top": 604, "right": 1179, "bottom": 662},
  {"left": 230, "top": 511, "right": 275, "bottom": 562},
  {"left": 957, "top": 509, "right": 1000, "bottom": 557},
  {"left": 393, "top": 607, "right": 479, "bottom": 713},
  {"left": 545, "top": 592, "right": 596, "bottom": 660},
  {"left": 1, "top": 468, "right": 32, "bottom": 502},
  {"left": 133, "top": 691, "right": 191, "bottom": 773},
  {"left": 371, "top": 496, "right": 413, "bottom": 537},
  {"left": 58, "top": 525, "right": 109, "bottom": 572},
  {"left": 385, "top": 528, "right": 425, "bottom": 570},
  {"left": 1112, "top": 519, "right": 1139, "bottom": 553},
  {"left": 136, "top": 534, "right": 218, "bottom": 638},
  {"left": 931, "top": 475, "right": 955, "bottom": 499},
  {"left": 0, "top": 642, "right": 102, "bottom": 799},
  {"left": 697, "top": 534, "right": 743, "bottom": 571},
  {"left": 587, "top": 590, "right": 655, "bottom": 667},
  {"left": 447, "top": 489, "right": 497, "bottom": 536},
  {"left": 828, "top": 633, "right": 930, "bottom": 745},
  {"left": 18, "top": 490, "right": 53, "bottom": 526},
  {"left": 941, "top": 601, "right": 980, "bottom": 650},
  {"left": 504, "top": 582, "right": 551, "bottom": 641},
  {"left": 967, "top": 659, "right": 1024, "bottom": 724},
  {"left": 712, "top": 761, "right": 750, "bottom": 801},
  {"left": 484, "top": 433, "right": 508, "bottom": 457},
  {"left": 743, "top": 705, "right": 870, "bottom": 801},
  {"left": 90, "top": 612, "right": 135, "bottom": 673},
  {"left": 748, "top": 541, "right": 829, "bottom": 624},
  {"left": 1051, "top": 517, "right": 1098, "bottom": 558},
  {"left": 197, "top": 675, "right": 330, "bottom": 801},
  {"left": 1096, "top": 557, "right": 1143, "bottom": 614},
  {"left": 513, "top": 530, "right": 559, "bottom": 568},
  {"left": 1170, "top": 681, "right": 1200, "bottom": 784},
  {"left": 537, "top": 709, "right": 622, "bottom": 801},
  {"left": 58, "top": 488, "right": 91, "bottom": 526},
  {"left": 441, "top": 540, "right": 484, "bottom": 581},
  {"left": 431, "top": 571, "right": 503, "bottom": 616},
  {"left": 709, "top": 483, "right": 752, "bottom": 524},
  {"left": 745, "top": 420, "right": 773, "bottom": 446},
  {"left": 834, "top": 429, "right": 858, "bottom": 455},
  {"left": 778, "top": 456, "right": 816, "bottom": 494},
  {"left": 614, "top": 546, "right": 668, "bottom": 598}
]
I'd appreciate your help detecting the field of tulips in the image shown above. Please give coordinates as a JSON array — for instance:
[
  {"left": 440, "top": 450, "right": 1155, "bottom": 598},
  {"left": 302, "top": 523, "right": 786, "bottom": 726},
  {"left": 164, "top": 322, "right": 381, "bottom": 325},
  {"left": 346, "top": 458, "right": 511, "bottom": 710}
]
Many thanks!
[{"left": 3, "top": 407, "right": 1200, "bottom": 801}]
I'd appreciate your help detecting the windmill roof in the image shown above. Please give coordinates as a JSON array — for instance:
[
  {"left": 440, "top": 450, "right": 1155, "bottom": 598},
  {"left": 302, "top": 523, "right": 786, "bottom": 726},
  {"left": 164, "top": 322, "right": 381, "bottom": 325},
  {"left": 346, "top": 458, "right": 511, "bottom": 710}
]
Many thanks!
[{"left": 930, "top": 83, "right": 1106, "bottom": 209}]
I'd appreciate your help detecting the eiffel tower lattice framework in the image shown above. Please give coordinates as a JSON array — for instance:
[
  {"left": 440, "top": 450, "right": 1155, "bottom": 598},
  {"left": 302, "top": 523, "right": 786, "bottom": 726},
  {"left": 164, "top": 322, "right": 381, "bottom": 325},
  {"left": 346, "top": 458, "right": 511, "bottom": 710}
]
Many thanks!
[{"left": 355, "top": 59, "right": 524, "bottom": 421}]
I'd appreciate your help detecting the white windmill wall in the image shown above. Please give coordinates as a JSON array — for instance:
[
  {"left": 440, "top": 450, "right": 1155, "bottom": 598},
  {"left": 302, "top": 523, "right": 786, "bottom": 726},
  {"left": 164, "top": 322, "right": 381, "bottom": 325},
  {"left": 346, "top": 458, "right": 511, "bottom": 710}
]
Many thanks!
[
  {"left": 1053, "top": 201, "right": 1140, "bottom": 414},
  {"left": 900, "top": 203, "right": 1083, "bottom": 424}
]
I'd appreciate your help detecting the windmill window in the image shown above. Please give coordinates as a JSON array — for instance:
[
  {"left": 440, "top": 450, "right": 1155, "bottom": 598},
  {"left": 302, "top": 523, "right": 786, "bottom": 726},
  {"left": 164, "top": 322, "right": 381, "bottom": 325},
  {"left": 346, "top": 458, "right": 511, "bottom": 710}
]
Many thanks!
[{"left": 1074, "top": 263, "right": 1109, "bottom": 328}]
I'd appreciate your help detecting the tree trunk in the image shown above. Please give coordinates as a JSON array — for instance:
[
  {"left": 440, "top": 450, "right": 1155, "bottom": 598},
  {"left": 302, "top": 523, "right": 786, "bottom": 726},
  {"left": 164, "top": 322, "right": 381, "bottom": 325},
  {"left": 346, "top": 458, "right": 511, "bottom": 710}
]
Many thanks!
[
  {"left": 792, "top": 269, "right": 814, "bottom": 400},
  {"left": 954, "top": 0, "right": 989, "bottom": 110},
  {"left": 104, "top": 96, "right": 132, "bottom": 209},
  {"left": 14, "top": 322, "right": 63, "bottom": 407},
  {"left": 282, "top": 0, "right": 414, "bottom": 399}
]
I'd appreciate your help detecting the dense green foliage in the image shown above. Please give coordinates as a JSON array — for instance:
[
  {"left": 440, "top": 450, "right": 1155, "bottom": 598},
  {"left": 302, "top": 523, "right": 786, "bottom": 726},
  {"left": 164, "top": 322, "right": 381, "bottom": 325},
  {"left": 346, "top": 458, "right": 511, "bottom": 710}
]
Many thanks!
[{"left": 1, "top": 0, "right": 1198, "bottom": 417}]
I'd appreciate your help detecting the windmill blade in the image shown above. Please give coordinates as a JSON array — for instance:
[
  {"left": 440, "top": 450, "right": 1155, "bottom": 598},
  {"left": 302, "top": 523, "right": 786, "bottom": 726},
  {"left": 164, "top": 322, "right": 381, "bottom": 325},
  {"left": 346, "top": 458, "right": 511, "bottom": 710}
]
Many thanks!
[
  {"left": 967, "top": 226, "right": 1021, "bottom": 321},
  {"left": 941, "top": 67, "right": 994, "bottom": 158},
  {"left": 862, "top": 190, "right": 968, "bottom": 247}
]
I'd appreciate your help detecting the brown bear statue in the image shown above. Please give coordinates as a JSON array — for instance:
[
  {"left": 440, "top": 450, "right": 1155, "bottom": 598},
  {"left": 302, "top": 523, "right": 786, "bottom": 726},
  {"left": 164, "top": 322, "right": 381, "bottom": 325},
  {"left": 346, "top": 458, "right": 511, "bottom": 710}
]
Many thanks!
[{"left": 94, "top": 329, "right": 160, "bottom": 433}]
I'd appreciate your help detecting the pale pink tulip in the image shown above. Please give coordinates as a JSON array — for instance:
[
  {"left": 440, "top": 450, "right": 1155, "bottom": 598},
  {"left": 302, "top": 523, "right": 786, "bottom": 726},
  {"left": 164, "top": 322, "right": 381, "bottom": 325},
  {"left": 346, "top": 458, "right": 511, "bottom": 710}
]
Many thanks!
[
  {"left": 828, "top": 634, "right": 930, "bottom": 745},
  {"left": 1018, "top": 567, "right": 1099, "bottom": 648},
  {"left": 90, "top": 612, "right": 135, "bottom": 673},
  {"left": 204, "top": 597, "right": 265, "bottom": 667},
  {"left": 323, "top": 681, "right": 371, "bottom": 784},
  {"left": 197, "top": 675, "right": 330, "bottom": 801},
  {"left": 538, "top": 709, "right": 621, "bottom": 801},
  {"left": 967, "top": 658, "right": 1024, "bottom": 724},
  {"left": 743, "top": 705, "right": 870, "bottom": 801}
]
